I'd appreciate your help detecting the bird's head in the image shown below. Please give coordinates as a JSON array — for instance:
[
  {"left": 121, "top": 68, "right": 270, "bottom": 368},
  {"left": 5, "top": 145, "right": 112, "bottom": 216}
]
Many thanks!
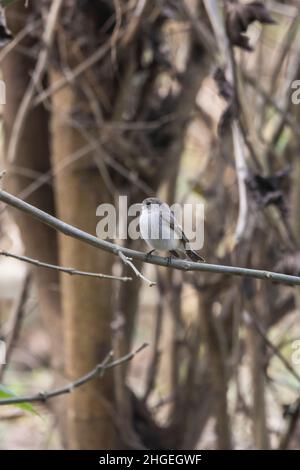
[{"left": 142, "top": 197, "right": 163, "bottom": 212}]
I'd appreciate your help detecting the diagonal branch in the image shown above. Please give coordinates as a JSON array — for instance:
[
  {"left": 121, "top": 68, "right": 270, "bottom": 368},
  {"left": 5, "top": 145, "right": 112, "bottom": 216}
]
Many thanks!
[
  {"left": 204, "top": 0, "right": 250, "bottom": 243},
  {"left": 0, "top": 250, "right": 132, "bottom": 282},
  {"left": 0, "top": 273, "right": 30, "bottom": 381},
  {"left": 244, "top": 311, "right": 300, "bottom": 385},
  {"left": 33, "top": 0, "right": 149, "bottom": 108},
  {"left": 6, "top": 0, "right": 64, "bottom": 163},
  {"left": 0, "top": 343, "right": 148, "bottom": 405},
  {"left": 1, "top": 189, "right": 300, "bottom": 286},
  {"left": 118, "top": 250, "right": 155, "bottom": 287}
]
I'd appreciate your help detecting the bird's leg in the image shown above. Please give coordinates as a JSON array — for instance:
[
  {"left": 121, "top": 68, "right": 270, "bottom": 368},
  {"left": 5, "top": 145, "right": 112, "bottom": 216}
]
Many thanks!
[
  {"left": 166, "top": 250, "right": 177, "bottom": 266},
  {"left": 146, "top": 249, "right": 156, "bottom": 261}
]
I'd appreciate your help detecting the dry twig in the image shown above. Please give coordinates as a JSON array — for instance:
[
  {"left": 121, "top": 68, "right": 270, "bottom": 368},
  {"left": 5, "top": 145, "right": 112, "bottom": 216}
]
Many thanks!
[{"left": 0, "top": 343, "right": 148, "bottom": 405}]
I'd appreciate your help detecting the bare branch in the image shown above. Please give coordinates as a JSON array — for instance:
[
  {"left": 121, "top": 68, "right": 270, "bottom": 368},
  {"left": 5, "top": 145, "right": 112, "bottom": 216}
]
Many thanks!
[
  {"left": 7, "top": 0, "right": 64, "bottom": 163},
  {"left": 0, "top": 273, "right": 30, "bottom": 381},
  {"left": 244, "top": 311, "right": 300, "bottom": 385},
  {"left": 204, "top": 0, "right": 250, "bottom": 243},
  {"left": 0, "top": 250, "right": 132, "bottom": 282},
  {"left": 1, "top": 189, "right": 300, "bottom": 285},
  {"left": 243, "top": 71, "right": 300, "bottom": 139},
  {"left": 0, "top": 19, "right": 41, "bottom": 64},
  {"left": 0, "top": 343, "right": 148, "bottom": 405},
  {"left": 118, "top": 250, "right": 155, "bottom": 287},
  {"left": 232, "top": 120, "right": 249, "bottom": 242}
]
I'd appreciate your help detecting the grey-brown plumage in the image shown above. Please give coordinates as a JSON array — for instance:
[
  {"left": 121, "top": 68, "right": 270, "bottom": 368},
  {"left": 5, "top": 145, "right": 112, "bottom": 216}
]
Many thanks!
[{"left": 140, "top": 197, "right": 205, "bottom": 262}]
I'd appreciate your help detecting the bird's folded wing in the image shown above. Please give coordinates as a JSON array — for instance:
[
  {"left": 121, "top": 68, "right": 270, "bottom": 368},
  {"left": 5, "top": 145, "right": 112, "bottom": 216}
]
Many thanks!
[{"left": 160, "top": 205, "right": 189, "bottom": 244}]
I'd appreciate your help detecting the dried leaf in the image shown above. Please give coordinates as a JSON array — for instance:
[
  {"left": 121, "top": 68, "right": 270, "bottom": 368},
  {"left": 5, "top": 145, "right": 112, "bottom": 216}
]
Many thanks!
[
  {"left": 246, "top": 167, "right": 290, "bottom": 214},
  {"left": 218, "top": 103, "right": 236, "bottom": 136},
  {"left": 214, "top": 67, "right": 234, "bottom": 101},
  {"left": 213, "top": 68, "right": 237, "bottom": 135},
  {"left": 225, "top": 0, "right": 276, "bottom": 51}
]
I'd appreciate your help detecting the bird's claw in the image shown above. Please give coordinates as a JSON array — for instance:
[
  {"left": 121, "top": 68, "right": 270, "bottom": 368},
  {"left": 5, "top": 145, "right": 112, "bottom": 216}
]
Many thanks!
[{"left": 166, "top": 255, "right": 172, "bottom": 266}]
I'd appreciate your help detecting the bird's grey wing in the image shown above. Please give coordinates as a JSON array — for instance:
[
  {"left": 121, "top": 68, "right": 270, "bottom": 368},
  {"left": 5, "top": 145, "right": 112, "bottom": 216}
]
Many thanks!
[
  {"left": 160, "top": 204, "right": 204, "bottom": 261},
  {"left": 160, "top": 205, "right": 189, "bottom": 243}
]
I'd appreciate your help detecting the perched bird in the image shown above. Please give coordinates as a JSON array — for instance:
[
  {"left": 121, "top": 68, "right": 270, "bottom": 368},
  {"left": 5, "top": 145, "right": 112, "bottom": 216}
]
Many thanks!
[{"left": 139, "top": 197, "right": 205, "bottom": 262}]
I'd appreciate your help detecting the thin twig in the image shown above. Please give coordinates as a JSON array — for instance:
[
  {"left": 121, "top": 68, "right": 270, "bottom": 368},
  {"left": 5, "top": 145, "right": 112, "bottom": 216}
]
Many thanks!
[
  {"left": 33, "top": 0, "right": 149, "bottom": 108},
  {"left": 7, "top": 0, "right": 64, "bottom": 163},
  {"left": 0, "top": 131, "right": 153, "bottom": 220},
  {"left": 244, "top": 311, "right": 300, "bottom": 385},
  {"left": 118, "top": 250, "right": 155, "bottom": 287},
  {"left": 232, "top": 120, "right": 249, "bottom": 242},
  {"left": 267, "top": 35, "right": 300, "bottom": 152},
  {"left": 0, "top": 19, "right": 41, "bottom": 64},
  {"left": 269, "top": 6, "right": 300, "bottom": 96},
  {"left": 279, "top": 398, "right": 300, "bottom": 450},
  {"left": 0, "top": 250, "right": 132, "bottom": 282},
  {"left": 243, "top": 71, "right": 300, "bottom": 139},
  {"left": 121, "top": 0, "right": 148, "bottom": 48},
  {"left": 179, "top": 0, "right": 217, "bottom": 58},
  {"left": 33, "top": 33, "right": 121, "bottom": 107},
  {"left": 0, "top": 343, "right": 148, "bottom": 405},
  {"left": 0, "top": 273, "right": 31, "bottom": 381},
  {"left": 204, "top": 0, "right": 250, "bottom": 243}
]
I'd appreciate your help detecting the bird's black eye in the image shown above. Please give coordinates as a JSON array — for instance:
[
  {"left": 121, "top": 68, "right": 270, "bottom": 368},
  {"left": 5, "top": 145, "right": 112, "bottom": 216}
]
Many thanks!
[{"left": 146, "top": 201, "right": 150, "bottom": 206}]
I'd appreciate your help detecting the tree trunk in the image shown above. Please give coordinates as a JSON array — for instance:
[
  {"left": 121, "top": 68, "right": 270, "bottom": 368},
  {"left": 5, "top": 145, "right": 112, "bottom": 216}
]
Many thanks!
[
  {"left": 199, "top": 293, "right": 232, "bottom": 449},
  {"left": 2, "top": 1, "right": 62, "bottom": 379},
  {"left": 50, "top": 68, "right": 118, "bottom": 449}
]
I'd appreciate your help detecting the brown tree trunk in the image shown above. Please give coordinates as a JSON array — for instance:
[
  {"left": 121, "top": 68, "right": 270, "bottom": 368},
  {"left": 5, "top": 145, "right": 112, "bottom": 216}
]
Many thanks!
[
  {"left": 50, "top": 68, "right": 118, "bottom": 449},
  {"left": 247, "top": 324, "right": 269, "bottom": 449},
  {"left": 199, "top": 292, "right": 232, "bottom": 449},
  {"left": 2, "top": 2, "right": 62, "bottom": 375}
]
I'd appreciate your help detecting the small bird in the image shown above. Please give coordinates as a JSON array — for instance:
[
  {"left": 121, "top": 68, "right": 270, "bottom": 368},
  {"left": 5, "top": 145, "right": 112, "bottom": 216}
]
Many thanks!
[{"left": 139, "top": 197, "right": 205, "bottom": 262}]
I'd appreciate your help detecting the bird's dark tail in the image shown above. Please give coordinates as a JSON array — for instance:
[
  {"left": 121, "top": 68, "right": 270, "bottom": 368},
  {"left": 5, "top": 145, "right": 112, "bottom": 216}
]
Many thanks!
[{"left": 185, "top": 249, "right": 205, "bottom": 263}]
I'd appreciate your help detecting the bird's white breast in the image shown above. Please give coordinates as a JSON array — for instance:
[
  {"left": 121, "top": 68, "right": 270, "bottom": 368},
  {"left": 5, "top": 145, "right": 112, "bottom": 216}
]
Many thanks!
[{"left": 139, "top": 206, "right": 181, "bottom": 251}]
